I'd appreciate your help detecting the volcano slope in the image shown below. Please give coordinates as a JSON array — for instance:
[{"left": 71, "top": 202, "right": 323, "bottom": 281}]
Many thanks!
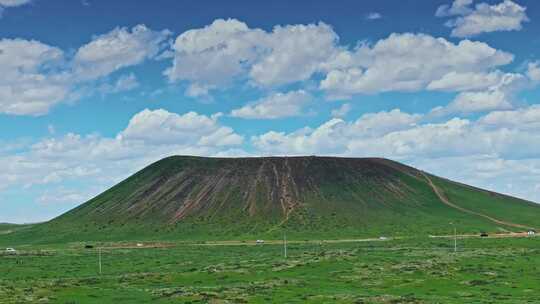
[{"left": 6, "top": 156, "right": 540, "bottom": 243}]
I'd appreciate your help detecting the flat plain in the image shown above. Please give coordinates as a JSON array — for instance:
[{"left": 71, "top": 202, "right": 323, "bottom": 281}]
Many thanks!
[{"left": 1, "top": 236, "right": 539, "bottom": 303}]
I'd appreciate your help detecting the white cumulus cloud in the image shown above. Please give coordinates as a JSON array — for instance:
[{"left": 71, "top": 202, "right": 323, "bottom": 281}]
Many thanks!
[
  {"left": 319, "top": 33, "right": 513, "bottom": 97},
  {"left": 73, "top": 24, "right": 172, "bottom": 80},
  {"left": 0, "top": 39, "right": 70, "bottom": 115},
  {"left": 165, "top": 19, "right": 340, "bottom": 95},
  {"left": 479, "top": 104, "right": 540, "bottom": 131},
  {"left": 249, "top": 23, "right": 338, "bottom": 87},
  {"left": 430, "top": 66, "right": 539, "bottom": 116},
  {"left": 252, "top": 106, "right": 540, "bottom": 161},
  {"left": 252, "top": 109, "right": 422, "bottom": 155},
  {"left": 120, "top": 109, "right": 243, "bottom": 147},
  {"left": 163, "top": 19, "right": 530, "bottom": 106},
  {"left": 164, "top": 19, "right": 265, "bottom": 88},
  {"left": 0, "top": 25, "right": 170, "bottom": 116},
  {"left": 436, "top": 0, "right": 474, "bottom": 17},
  {"left": 437, "top": 0, "right": 529, "bottom": 37},
  {"left": 230, "top": 90, "right": 311, "bottom": 119}
]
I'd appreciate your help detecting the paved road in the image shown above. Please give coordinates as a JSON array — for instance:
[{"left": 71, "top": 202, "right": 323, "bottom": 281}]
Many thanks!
[{"left": 195, "top": 237, "right": 393, "bottom": 246}]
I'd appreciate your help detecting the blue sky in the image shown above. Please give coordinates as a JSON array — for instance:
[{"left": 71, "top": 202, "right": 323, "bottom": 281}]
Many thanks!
[{"left": 1, "top": 0, "right": 540, "bottom": 223}]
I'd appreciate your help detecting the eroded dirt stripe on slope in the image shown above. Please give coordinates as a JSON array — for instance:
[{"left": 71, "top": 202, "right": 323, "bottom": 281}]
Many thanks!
[
  {"left": 422, "top": 172, "right": 534, "bottom": 230},
  {"left": 266, "top": 159, "right": 303, "bottom": 232},
  {"left": 282, "top": 158, "right": 300, "bottom": 221}
]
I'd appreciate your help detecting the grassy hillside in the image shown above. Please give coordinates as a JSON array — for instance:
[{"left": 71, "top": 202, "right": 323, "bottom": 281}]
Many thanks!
[
  {"left": 0, "top": 223, "right": 34, "bottom": 236},
  {"left": 0, "top": 223, "right": 16, "bottom": 235},
  {"left": 1, "top": 156, "right": 539, "bottom": 245}
]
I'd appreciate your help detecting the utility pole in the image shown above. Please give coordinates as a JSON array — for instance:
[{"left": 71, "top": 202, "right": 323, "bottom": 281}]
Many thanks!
[
  {"left": 98, "top": 247, "right": 102, "bottom": 275},
  {"left": 283, "top": 232, "right": 287, "bottom": 259},
  {"left": 454, "top": 226, "right": 457, "bottom": 253},
  {"left": 449, "top": 222, "right": 457, "bottom": 253}
]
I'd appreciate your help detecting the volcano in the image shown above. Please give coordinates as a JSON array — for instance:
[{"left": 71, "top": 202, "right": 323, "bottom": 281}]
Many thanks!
[
  {"left": 11, "top": 156, "right": 539, "bottom": 243},
  {"left": 35, "top": 156, "right": 538, "bottom": 239}
]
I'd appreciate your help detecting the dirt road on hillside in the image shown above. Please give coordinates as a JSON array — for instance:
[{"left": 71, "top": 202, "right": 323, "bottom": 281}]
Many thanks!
[{"left": 421, "top": 172, "right": 535, "bottom": 230}]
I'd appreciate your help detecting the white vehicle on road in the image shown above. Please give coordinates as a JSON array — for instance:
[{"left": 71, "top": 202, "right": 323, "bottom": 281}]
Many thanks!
[{"left": 5, "top": 248, "right": 16, "bottom": 254}]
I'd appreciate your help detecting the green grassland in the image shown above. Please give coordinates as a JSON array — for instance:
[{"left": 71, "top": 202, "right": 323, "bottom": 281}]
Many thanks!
[{"left": 1, "top": 237, "right": 539, "bottom": 303}]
